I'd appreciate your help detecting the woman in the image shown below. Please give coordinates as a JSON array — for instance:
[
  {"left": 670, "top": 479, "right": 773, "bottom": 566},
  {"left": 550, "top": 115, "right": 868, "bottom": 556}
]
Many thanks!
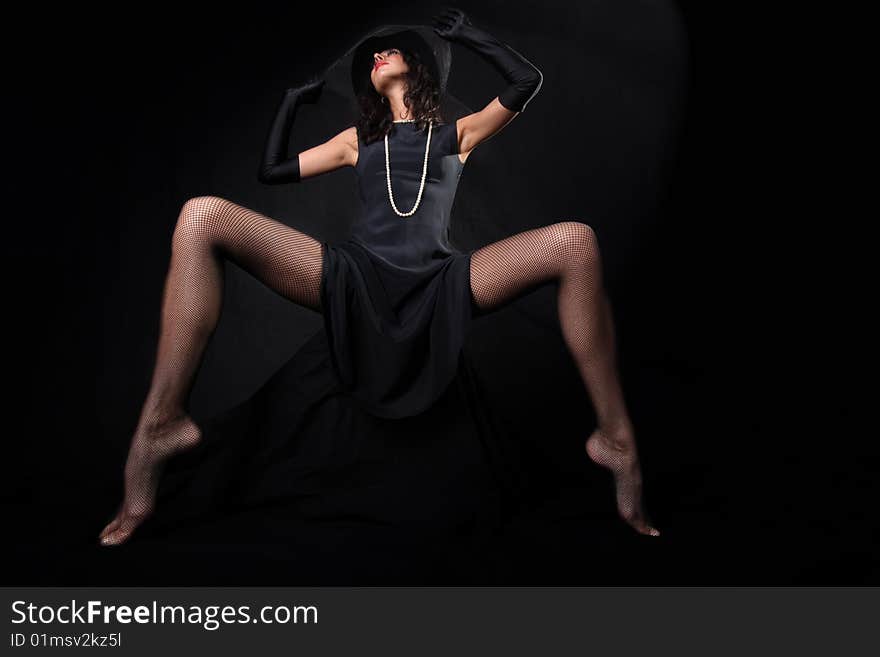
[{"left": 98, "top": 8, "right": 660, "bottom": 548}]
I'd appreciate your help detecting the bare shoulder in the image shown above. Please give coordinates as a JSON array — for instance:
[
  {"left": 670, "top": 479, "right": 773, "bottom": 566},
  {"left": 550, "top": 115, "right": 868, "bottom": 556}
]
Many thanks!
[
  {"left": 336, "top": 125, "right": 358, "bottom": 145},
  {"left": 334, "top": 125, "right": 359, "bottom": 167},
  {"left": 454, "top": 117, "right": 471, "bottom": 164}
]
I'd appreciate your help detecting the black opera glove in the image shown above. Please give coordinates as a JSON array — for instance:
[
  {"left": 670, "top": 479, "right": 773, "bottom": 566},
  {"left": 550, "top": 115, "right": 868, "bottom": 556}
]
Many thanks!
[
  {"left": 431, "top": 7, "right": 543, "bottom": 113},
  {"left": 257, "top": 78, "right": 325, "bottom": 185}
]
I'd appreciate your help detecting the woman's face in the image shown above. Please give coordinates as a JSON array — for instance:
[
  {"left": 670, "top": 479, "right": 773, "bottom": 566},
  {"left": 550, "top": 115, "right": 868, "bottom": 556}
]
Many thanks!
[{"left": 370, "top": 47, "right": 409, "bottom": 93}]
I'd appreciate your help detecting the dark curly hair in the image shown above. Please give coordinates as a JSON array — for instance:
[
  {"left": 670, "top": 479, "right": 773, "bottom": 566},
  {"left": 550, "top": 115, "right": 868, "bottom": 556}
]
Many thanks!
[{"left": 355, "top": 47, "right": 447, "bottom": 145}]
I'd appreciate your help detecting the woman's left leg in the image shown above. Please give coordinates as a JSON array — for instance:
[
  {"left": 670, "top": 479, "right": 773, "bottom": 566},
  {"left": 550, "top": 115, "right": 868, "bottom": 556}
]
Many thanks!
[{"left": 470, "top": 220, "right": 659, "bottom": 537}]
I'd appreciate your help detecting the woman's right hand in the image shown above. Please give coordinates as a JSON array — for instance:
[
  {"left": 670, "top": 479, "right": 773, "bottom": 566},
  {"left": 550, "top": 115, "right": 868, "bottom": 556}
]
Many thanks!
[{"left": 287, "top": 78, "right": 326, "bottom": 105}]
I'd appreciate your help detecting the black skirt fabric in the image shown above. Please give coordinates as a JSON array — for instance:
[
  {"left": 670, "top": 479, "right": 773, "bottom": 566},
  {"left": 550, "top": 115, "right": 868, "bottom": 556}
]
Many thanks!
[{"left": 320, "top": 237, "right": 476, "bottom": 419}]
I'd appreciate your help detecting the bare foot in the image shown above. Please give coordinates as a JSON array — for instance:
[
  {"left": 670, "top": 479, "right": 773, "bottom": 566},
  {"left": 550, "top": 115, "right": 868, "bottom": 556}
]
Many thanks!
[
  {"left": 586, "top": 427, "right": 660, "bottom": 537},
  {"left": 99, "top": 414, "right": 202, "bottom": 546}
]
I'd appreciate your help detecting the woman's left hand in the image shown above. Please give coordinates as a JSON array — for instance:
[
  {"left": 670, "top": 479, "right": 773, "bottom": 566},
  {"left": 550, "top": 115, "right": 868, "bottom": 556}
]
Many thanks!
[{"left": 431, "top": 7, "right": 473, "bottom": 42}]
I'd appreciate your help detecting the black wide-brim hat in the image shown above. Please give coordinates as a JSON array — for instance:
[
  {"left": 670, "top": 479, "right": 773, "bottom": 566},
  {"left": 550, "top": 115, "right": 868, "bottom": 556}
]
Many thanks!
[
  {"left": 348, "top": 25, "right": 451, "bottom": 98},
  {"left": 309, "top": 23, "right": 470, "bottom": 125}
]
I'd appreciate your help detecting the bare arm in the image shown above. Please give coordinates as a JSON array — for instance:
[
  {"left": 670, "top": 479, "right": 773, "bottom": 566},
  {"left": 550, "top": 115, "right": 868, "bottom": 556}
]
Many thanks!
[{"left": 297, "top": 126, "right": 358, "bottom": 179}]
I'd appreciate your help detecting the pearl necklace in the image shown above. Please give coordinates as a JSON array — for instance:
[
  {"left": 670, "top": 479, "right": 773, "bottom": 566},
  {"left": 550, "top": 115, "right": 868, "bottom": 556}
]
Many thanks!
[{"left": 385, "top": 120, "right": 433, "bottom": 218}]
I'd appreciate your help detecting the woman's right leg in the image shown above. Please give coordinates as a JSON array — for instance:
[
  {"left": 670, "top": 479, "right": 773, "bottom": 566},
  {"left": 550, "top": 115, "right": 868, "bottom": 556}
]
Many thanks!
[{"left": 99, "top": 195, "right": 324, "bottom": 546}]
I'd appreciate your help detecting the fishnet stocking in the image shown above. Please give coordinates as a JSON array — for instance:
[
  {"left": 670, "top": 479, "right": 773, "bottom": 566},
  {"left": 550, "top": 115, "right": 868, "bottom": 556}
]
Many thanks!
[
  {"left": 470, "top": 221, "right": 659, "bottom": 537},
  {"left": 100, "top": 195, "right": 323, "bottom": 546}
]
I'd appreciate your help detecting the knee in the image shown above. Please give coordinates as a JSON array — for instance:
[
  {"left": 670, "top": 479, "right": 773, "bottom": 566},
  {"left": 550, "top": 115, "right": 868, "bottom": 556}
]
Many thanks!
[
  {"left": 174, "top": 195, "right": 227, "bottom": 243},
  {"left": 554, "top": 221, "right": 600, "bottom": 271}
]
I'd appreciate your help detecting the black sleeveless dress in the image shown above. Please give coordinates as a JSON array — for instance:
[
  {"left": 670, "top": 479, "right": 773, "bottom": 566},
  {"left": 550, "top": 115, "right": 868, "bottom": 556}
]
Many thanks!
[
  {"left": 320, "top": 119, "right": 475, "bottom": 418},
  {"left": 97, "top": 120, "right": 529, "bottom": 583}
]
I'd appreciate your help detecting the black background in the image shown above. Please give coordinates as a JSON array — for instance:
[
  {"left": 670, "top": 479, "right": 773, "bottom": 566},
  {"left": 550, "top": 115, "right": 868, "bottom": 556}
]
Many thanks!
[{"left": 4, "top": 1, "right": 870, "bottom": 583}]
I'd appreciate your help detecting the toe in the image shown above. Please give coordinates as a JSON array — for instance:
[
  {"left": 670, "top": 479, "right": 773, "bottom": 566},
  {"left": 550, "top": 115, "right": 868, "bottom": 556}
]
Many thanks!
[
  {"left": 631, "top": 518, "right": 660, "bottom": 537},
  {"left": 101, "top": 528, "right": 129, "bottom": 546},
  {"left": 99, "top": 517, "right": 121, "bottom": 540},
  {"left": 639, "top": 521, "right": 660, "bottom": 537}
]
